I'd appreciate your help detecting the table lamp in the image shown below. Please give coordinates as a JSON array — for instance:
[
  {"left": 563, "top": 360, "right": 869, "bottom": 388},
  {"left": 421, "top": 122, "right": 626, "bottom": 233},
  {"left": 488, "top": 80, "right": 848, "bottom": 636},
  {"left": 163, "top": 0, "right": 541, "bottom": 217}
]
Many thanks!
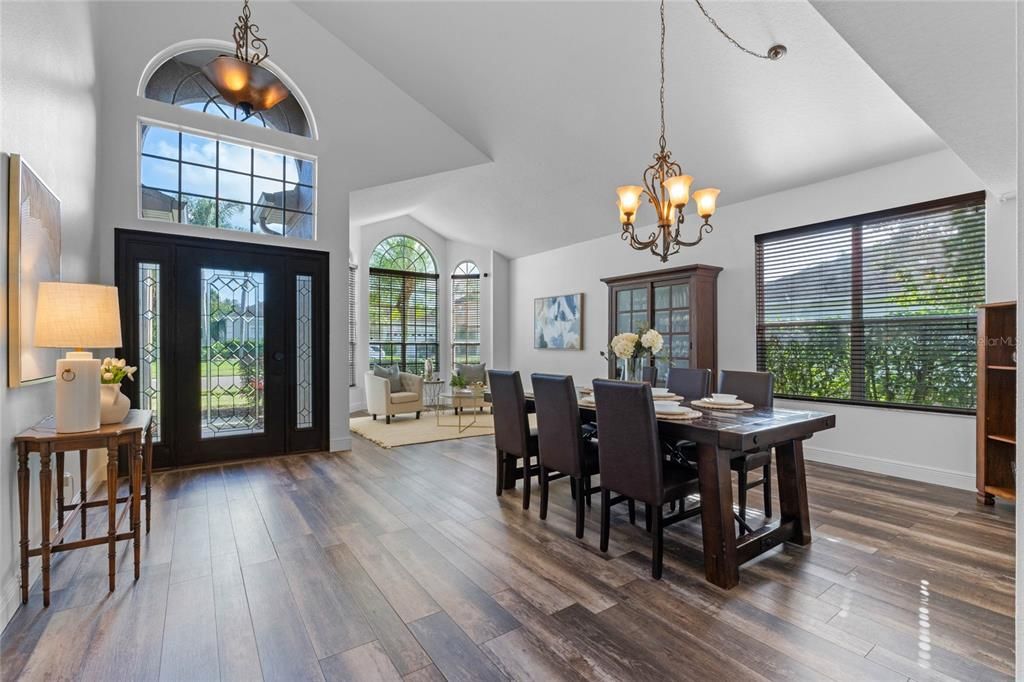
[{"left": 34, "top": 282, "right": 122, "bottom": 433}]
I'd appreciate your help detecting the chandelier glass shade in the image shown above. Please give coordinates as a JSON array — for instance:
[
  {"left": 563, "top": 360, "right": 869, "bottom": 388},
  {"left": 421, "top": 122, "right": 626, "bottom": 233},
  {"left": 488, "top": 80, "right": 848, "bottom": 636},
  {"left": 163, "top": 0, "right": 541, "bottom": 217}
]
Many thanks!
[{"left": 202, "top": 0, "right": 290, "bottom": 117}]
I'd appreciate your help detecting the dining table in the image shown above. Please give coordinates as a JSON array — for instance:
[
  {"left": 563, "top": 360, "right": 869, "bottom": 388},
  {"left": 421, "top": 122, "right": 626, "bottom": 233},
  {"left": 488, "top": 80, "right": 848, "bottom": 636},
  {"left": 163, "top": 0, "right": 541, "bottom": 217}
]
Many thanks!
[{"left": 516, "top": 388, "right": 836, "bottom": 589}]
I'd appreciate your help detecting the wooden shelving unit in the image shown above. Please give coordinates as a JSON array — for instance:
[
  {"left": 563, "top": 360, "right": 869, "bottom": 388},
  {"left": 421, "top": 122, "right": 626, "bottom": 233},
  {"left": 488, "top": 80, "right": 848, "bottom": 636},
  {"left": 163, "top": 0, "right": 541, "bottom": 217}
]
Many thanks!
[{"left": 976, "top": 301, "right": 1017, "bottom": 505}]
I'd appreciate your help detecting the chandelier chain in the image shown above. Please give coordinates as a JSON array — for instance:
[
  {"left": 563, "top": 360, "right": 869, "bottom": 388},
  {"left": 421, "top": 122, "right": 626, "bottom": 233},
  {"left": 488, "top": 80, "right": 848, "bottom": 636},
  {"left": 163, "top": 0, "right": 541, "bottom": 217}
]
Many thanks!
[
  {"left": 694, "top": 0, "right": 776, "bottom": 60},
  {"left": 658, "top": 0, "right": 666, "bottom": 151}
]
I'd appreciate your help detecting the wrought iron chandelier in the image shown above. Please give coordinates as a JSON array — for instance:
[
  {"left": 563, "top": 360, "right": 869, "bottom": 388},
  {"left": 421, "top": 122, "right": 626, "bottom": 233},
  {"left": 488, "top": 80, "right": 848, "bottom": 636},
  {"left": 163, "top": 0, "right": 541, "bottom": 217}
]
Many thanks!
[
  {"left": 616, "top": 0, "right": 786, "bottom": 262},
  {"left": 202, "top": 0, "right": 290, "bottom": 117}
]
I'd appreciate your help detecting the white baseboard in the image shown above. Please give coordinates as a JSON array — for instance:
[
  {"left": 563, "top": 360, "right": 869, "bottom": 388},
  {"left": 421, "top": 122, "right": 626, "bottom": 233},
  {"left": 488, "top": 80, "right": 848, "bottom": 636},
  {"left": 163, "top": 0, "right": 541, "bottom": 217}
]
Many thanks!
[
  {"left": 2, "top": 464, "right": 107, "bottom": 627},
  {"left": 330, "top": 436, "right": 352, "bottom": 453},
  {"left": 804, "top": 445, "right": 974, "bottom": 491}
]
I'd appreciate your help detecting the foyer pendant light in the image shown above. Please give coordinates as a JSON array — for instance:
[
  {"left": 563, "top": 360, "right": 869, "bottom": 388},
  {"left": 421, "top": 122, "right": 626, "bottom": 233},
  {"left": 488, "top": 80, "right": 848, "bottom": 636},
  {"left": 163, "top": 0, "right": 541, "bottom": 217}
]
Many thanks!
[
  {"left": 616, "top": 0, "right": 786, "bottom": 262},
  {"left": 202, "top": 0, "right": 290, "bottom": 117}
]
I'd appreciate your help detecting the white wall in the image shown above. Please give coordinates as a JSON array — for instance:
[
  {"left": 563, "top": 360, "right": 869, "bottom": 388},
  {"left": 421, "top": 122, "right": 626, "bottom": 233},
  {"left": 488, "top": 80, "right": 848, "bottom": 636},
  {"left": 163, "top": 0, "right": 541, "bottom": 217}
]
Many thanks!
[
  {"left": 510, "top": 149, "right": 1017, "bottom": 490},
  {"left": 0, "top": 1, "right": 102, "bottom": 626},
  {"left": 89, "top": 0, "right": 484, "bottom": 452},
  {"left": 350, "top": 216, "right": 508, "bottom": 412}
]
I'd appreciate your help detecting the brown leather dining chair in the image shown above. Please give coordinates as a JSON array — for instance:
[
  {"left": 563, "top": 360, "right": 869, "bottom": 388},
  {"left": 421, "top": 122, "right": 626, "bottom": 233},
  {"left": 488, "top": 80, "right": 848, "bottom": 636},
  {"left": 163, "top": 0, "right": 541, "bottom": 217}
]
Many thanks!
[
  {"left": 531, "top": 374, "right": 600, "bottom": 538},
  {"left": 718, "top": 370, "right": 775, "bottom": 532},
  {"left": 592, "top": 379, "right": 701, "bottom": 579},
  {"left": 488, "top": 370, "right": 540, "bottom": 510}
]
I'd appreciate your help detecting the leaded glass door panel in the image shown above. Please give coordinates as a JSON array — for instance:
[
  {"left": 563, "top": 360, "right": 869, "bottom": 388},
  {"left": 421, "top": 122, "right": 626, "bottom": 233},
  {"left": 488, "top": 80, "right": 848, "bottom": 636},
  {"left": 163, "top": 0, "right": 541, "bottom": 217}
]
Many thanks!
[{"left": 177, "top": 247, "right": 286, "bottom": 463}]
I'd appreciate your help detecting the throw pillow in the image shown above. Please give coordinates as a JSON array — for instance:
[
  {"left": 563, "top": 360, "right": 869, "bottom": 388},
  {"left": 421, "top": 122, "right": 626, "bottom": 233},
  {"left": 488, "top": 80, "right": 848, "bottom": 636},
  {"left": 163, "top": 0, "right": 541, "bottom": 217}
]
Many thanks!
[
  {"left": 373, "top": 364, "right": 402, "bottom": 392},
  {"left": 456, "top": 362, "right": 487, "bottom": 386}
]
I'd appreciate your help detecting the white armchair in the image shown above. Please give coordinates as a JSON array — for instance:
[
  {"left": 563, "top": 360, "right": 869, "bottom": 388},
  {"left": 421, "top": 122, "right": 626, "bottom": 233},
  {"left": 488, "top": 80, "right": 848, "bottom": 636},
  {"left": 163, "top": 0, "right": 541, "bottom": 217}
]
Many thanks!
[{"left": 365, "top": 371, "right": 424, "bottom": 424}]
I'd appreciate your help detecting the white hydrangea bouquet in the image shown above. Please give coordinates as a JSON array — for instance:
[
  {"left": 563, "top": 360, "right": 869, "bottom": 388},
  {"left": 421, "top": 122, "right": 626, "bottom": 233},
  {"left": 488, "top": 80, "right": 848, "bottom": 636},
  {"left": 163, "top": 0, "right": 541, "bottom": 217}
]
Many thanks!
[
  {"left": 602, "top": 327, "right": 664, "bottom": 381},
  {"left": 101, "top": 357, "right": 137, "bottom": 384}
]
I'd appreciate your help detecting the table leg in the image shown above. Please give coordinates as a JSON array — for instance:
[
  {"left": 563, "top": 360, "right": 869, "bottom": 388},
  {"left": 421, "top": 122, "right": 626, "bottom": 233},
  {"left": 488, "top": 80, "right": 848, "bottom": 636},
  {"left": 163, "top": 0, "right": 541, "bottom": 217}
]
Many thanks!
[
  {"left": 776, "top": 439, "right": 812, "bottom": 545},
  {"left": 696, "top": 443, "right": 739, "bottom": 589},
  {"left": 106, "top": 437, "right": 118, "bottom": 592},
  {"left": 79, "top": 449, "right": 88, "bottom": 539},
  {"left": 145, "top": 424, "right": 153, "bottom": 533},
  {"left": 39, "top": 444, "right": 53, "bottom": 607},
  {"left": 56, "top": 451, "right": 65, "bottom": 540},
  {"left": 132, "top": 436, "right": 143, "bottom": 580},
  {"left": 17, "top": 444, "right": 30, "bottom": 604}
]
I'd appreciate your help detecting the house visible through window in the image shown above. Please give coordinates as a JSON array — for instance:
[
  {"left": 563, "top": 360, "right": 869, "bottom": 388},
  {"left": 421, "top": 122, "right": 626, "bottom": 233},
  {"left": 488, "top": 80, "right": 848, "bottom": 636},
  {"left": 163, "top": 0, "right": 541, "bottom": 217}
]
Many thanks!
[
  {"left": 368, "top": 236, "right": 438, "bottom": 375},
  {"left": 755, "top": 192, "right": 986, "bottom": 413},
  {"left": 451, "top": 261, "right": 481, "bottom": 366},
  {"left": 138, "top": 122, "right": 316, "bottom": 239}
]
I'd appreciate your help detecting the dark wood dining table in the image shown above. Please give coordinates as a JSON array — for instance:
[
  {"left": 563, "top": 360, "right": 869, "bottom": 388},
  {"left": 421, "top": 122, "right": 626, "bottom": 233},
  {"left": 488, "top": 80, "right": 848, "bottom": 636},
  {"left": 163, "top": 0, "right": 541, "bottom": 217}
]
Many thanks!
[{"left": 517, "top": 391, "right": 836, "bottom": 589}]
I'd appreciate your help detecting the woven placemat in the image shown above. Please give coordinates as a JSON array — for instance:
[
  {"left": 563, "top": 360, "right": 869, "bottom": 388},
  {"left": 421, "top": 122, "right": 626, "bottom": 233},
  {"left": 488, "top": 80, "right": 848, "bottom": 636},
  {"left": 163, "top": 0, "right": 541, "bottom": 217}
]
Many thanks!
[{"left": 691, "top": 399, "right": 754, "bottom": 410}]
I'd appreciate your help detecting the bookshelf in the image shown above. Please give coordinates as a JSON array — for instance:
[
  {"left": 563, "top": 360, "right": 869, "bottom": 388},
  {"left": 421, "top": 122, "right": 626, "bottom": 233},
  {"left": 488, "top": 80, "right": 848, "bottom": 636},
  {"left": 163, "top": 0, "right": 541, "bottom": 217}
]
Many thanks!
[{"left": 976, "top": 301, "right": 1016, "bottom": 504}]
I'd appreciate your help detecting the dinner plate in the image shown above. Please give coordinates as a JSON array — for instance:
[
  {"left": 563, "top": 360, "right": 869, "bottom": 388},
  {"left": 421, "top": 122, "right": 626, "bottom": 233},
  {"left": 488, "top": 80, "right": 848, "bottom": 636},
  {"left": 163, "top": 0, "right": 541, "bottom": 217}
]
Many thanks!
[
  {"left": 651, "top": 387, "right": 671, "bottom": 396},
  {"left": 654, "top": 404, "right": 693, "bottom": 415},
  {"left": 702, "top": 397, "right": 744, "bottom": 406}
]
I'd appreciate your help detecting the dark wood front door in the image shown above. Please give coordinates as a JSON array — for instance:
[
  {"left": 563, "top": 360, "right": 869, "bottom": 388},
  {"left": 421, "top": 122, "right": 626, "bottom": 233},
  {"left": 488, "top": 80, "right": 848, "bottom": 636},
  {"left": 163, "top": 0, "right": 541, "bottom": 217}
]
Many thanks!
[{"left": 115, "top": 229, "right": 328, "bottom": 468}]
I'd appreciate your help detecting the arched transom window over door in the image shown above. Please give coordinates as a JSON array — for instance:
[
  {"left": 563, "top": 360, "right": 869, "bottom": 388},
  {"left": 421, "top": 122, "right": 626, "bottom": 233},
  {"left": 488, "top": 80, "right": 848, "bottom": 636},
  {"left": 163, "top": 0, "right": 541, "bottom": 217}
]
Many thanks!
[
  {"left": 368, "top": 236, "right": 439, "bottom": 375},
  {"left": 451, "top": 261, "right": 481, "bottom": 367}
]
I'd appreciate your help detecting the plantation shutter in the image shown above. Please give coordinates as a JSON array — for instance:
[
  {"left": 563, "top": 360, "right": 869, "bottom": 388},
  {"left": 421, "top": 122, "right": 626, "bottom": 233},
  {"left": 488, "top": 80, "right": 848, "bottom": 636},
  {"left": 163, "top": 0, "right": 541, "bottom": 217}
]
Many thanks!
[
  {"left": 755, "top": 191, "right": 985, "bottom": 413},
  {"left": 348, "top": 264, "right": 357, "bottom": 387}
]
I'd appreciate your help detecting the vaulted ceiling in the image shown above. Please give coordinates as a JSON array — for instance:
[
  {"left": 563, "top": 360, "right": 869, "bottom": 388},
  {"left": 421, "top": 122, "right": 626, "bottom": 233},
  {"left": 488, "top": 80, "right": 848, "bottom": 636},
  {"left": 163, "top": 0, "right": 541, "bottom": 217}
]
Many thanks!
[{"left": 298, "top": 1, "right": 959, "bottom": 258}]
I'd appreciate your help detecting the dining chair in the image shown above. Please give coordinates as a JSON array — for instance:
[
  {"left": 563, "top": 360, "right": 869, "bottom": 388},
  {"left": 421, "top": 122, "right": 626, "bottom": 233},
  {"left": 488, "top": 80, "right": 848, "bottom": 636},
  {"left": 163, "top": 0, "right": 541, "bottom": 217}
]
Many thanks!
[
  {"left": 718, "top": 370, "right": 774, "bottom": 532},
  {"left": 664, "top": 367, "right": 713, "bottom": 477},
  {"left": 531, "top": 373, "right": 601, "bottom": 537},
  {"left": 488, "top": 370, "right": 540, "bottom": 509},
  {"left": 641, "top": 365, "right": 658, "bottom": 385},
  {"left": 592, "top": 379, "right": 701, "bottom": 579},
  {"left": 666, "top": 367, "right": 712, "bottom": 401}
]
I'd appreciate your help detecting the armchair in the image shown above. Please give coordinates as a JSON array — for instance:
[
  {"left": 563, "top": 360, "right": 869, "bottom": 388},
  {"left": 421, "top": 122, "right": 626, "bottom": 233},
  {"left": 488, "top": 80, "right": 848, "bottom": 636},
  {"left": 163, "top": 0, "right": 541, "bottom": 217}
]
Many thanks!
[{"left": 364, "top": 371, "right": 424, "bottom": 424}]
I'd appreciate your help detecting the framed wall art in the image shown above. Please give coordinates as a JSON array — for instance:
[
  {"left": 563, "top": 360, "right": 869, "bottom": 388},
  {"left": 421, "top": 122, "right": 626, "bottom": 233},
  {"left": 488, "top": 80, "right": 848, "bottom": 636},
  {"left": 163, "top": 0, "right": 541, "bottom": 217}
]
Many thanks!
[
  {"left": 534, "top": 293, "right": 583, "bottom": 350},
  {"left": 8, "top": 153, "right": 62, "bottom": 387}
]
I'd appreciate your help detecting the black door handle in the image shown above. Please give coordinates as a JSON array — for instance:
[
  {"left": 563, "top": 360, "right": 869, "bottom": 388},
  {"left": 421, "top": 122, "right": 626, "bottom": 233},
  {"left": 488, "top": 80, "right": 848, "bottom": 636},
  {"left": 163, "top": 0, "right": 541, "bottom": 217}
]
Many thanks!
[{"left": 272, "top": 351, "right": 285, "bottom": 361}]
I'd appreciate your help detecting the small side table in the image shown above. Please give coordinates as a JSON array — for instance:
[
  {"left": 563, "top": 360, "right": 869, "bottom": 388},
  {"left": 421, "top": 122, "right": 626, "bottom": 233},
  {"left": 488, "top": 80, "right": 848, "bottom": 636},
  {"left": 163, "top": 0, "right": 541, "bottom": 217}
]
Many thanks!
[
  {"left": 423, "top": 379, "right": 445, "bottom": 410},
  {"left": 14, "top": 409, "right": 153, "bottom": 606}
]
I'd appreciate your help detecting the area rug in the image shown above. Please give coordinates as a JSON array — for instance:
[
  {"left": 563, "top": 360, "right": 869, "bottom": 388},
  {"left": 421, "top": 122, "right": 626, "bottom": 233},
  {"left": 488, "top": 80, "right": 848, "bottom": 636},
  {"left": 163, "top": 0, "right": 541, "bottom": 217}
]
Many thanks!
[{"left": 350, "top": 412, "right": 496, "bottom": 448}]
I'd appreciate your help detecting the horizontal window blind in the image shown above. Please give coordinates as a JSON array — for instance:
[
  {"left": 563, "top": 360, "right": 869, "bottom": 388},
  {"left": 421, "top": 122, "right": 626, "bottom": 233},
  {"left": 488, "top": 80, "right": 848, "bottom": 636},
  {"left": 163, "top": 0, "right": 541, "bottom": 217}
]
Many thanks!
[
  {"left": 756, "top": 192, "right": 985, "bottom": 413},
  {"left": 452, "top": 262, "right": 481, "bottom": 367},
  {"left": 348, "top": 264, "right": 357, "bottom": 387},
  {"left": 368, "top": 267, "right": 439, "bottom": 376}
]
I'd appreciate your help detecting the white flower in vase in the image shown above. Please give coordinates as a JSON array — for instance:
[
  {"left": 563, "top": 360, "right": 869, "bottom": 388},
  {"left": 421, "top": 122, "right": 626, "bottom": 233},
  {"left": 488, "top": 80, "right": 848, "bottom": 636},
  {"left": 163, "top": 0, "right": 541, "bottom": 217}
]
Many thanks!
[{"left": 641, "top": 329, "right": 664, "bottom": 355}]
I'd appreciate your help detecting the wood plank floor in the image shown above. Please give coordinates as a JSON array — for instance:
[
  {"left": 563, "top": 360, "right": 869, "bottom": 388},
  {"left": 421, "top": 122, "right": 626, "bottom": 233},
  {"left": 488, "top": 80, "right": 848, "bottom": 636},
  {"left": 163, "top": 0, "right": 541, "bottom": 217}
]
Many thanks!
[{"left": 2, "top": 433, "right": 1014, "bottom": 681}]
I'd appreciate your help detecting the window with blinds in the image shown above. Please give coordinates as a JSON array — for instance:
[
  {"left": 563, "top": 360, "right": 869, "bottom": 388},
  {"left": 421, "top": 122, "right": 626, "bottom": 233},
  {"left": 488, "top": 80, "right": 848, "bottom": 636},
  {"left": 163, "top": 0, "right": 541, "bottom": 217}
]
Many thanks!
[
  {"left": 756, "top": 191, "right": 985, "bottom": 413},
  {"left": 368, "top": 268, "right": 439, "bottom": 375},
  {"left": 348, "top": 264, "right": 357, "bottom": 387},
  {"left": 452, "top": 261, "right": 481, "bottom": 366}
]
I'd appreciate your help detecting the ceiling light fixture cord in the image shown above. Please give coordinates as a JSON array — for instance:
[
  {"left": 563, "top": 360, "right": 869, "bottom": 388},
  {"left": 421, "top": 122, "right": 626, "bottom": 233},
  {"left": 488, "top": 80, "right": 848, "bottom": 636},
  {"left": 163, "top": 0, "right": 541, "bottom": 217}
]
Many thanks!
[
  {"left": 659, "top": 0, "right": 667, "bottom": 152},
  {"left": 693, "top": 0, "right": 783, "bottom": 60}
]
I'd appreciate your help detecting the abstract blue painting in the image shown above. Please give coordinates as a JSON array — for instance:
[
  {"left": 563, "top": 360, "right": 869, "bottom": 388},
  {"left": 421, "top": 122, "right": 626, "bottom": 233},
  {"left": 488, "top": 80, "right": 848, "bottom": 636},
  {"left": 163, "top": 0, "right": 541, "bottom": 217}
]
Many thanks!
[{"left": 534, "top": 293, "right": 583, "bottom": 350}]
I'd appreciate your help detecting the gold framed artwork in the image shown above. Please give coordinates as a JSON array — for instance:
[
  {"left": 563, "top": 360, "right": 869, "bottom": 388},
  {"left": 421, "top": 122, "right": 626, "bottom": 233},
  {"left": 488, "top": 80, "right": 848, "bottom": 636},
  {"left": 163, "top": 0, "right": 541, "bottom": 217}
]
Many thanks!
[{"left": 7, "top": 153, "right": 62, "bottom": 387}]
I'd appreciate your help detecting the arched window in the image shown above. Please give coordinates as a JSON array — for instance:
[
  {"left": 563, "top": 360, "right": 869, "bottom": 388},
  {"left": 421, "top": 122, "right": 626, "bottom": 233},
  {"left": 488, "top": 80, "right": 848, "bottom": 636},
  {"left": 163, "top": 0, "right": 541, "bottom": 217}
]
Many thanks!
[
  {"left": 144, "top": 49, "right": 312, "bottom": 137},
  {"left": 368, "top": 236, "right": 438, "bottom": 374},
  {"left": 138, "top": 49, "right": 316, "bottom": 240},
  {"left": 451, "top": 261, "right": 481, "bottom": 367}
]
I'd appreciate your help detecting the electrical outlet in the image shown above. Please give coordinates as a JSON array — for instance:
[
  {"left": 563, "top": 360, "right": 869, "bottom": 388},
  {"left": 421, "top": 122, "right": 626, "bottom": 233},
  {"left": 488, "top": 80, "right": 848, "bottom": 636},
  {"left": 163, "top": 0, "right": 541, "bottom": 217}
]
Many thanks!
[{"left": 63, "top": 471, "right": 75, "bottom": 502}]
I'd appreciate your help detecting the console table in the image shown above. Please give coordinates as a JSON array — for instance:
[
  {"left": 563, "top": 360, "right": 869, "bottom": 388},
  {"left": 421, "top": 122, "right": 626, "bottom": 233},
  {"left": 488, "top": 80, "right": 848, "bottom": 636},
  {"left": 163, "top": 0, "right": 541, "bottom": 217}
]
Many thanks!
[{"left": 14, "top": 410, "right": 153, "bottom": 606}]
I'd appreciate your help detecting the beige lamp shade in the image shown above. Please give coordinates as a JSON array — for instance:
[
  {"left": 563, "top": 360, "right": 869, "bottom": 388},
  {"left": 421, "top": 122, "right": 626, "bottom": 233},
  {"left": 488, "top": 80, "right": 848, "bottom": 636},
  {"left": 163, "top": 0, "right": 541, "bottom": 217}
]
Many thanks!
[{"left": 34, "top": 282, "right": 122, "bottom": 349}]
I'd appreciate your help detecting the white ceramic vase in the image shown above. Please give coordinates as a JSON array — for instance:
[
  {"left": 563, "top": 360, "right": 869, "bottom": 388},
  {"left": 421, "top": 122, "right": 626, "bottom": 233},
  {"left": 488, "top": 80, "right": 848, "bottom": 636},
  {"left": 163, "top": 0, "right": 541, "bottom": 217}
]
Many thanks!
[{"left": 100, "top": 383, "right": 131, "bottom": 424}]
